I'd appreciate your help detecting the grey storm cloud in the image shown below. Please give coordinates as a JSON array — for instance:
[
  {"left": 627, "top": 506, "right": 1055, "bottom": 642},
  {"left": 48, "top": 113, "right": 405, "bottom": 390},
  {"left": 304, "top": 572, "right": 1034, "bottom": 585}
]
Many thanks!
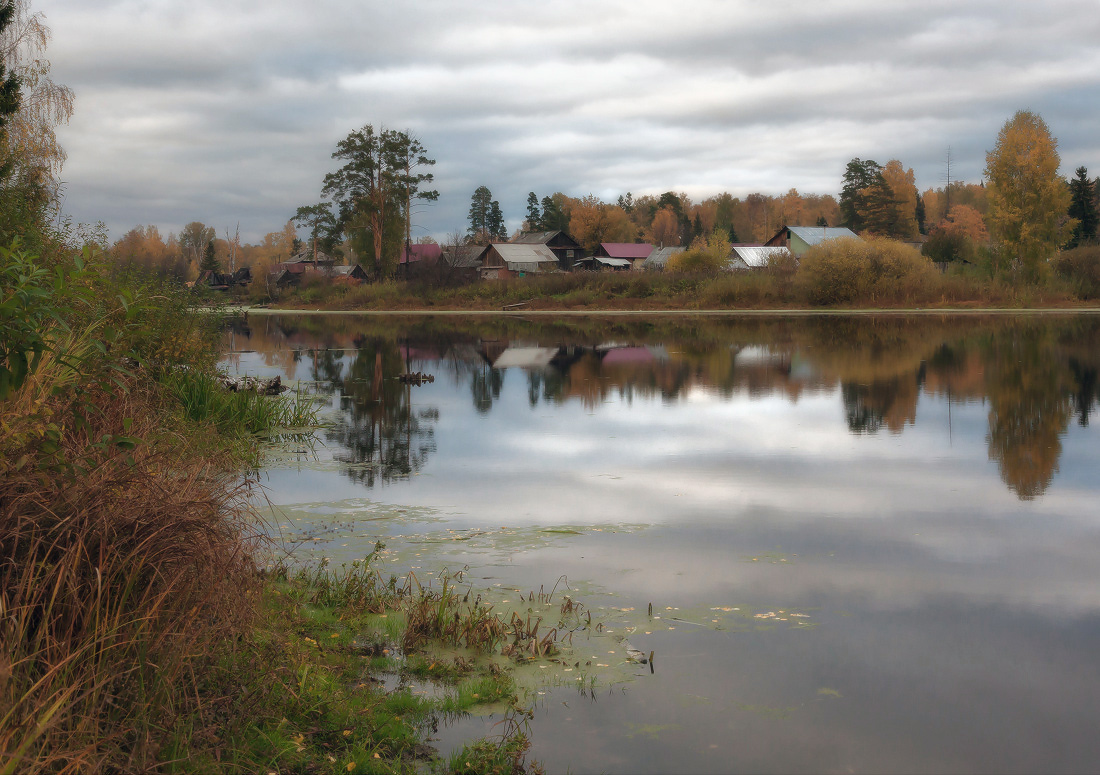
[{"left": 45, "top": 0, "right": 1100, "bottom": 244}]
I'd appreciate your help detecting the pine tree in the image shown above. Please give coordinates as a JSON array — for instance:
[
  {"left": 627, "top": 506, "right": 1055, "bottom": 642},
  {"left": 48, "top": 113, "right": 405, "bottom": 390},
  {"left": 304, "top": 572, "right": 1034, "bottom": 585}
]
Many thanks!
[
  {"left": 540, "top": 195, "right": 568, "bottom": 233},
  {"left": 467, "top": 186, "right": 493, "bottom": 243},
  {"left": 488, "top": 200, "right": 506, "bottom": 241},
  {"left": 839, "top": 158, "right": 881, "bottom": 232},
  {"left": 857, "top": 174, "right": 901, "bottom": 237},
  {"left": 200, "top": 240, "right": 219, "bottom": 272},
  {"left": 524, "top": 192, "right": 541, "bottom": 232},
  {"left": 1067, "top": 166, "right": 1098, "bottom": 248}
]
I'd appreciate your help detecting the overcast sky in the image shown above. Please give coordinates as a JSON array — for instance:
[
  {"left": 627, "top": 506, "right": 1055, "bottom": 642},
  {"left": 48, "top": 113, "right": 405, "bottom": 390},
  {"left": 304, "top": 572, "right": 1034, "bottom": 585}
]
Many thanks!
[{"left": 46, "top": 0, "right": 1100, "bottom": 245}]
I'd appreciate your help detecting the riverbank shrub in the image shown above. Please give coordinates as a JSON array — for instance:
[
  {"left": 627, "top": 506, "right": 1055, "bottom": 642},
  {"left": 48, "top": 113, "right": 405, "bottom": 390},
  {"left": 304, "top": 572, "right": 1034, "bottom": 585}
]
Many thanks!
[
  {"left": 1051, "top": 246, "right": 1100, "bottom": 300},
  {"left": 0, "top": 241, "right": 319, "bottom": 771},
  {"left": 794, "top": 237, "right": 939, "bottom": 306}
]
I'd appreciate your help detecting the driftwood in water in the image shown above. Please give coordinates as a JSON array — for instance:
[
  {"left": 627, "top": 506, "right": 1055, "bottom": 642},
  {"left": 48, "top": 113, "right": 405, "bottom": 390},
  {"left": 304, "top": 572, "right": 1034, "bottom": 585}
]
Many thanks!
[
  {"left": 398, "top": 372, "right": 435, "bottom": 385},
  {"left": 216, "top": 374, "right": 287, "bottom": 395}
]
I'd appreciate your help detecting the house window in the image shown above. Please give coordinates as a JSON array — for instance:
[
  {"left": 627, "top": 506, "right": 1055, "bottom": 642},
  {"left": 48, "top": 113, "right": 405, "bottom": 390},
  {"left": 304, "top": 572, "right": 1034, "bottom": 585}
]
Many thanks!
[{"left": 566, "top": 250, "right": 574, "bottom": 258}]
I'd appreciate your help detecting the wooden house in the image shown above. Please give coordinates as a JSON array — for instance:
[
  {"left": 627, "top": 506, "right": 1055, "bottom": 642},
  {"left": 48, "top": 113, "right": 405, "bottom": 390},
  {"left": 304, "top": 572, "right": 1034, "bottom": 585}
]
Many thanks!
[
  {"left": 639, "top": 247, "right": 685, "bottom": 271},
  {"left": 440, "top": 245, "right": 489, "bottom": 282},
  {"left": 596, "top": 243, "right": 654, "bottom": 269},
  {"left": 765, "top": 226, "right": 859, "bottom": 257},
  {"left": 331, "top": 264, "right": 369, "bottom": 282},
  {"left": 510, "top": 230, "right": 583, "bottom": 270},
  {"left": 194, "top": 266, "right": 252, "bottom": 291},
  {"left": 276, "top": 249, "right": 336, "bottom": 273},
  {"left": 480, "top": 244, "right": 560, "bottom": 279},
  {"left": 574, "top": 256, "right": 632, "bottom": 271},
  {"left": 727, "top": 246, "right": 794, "bottom": 270}
]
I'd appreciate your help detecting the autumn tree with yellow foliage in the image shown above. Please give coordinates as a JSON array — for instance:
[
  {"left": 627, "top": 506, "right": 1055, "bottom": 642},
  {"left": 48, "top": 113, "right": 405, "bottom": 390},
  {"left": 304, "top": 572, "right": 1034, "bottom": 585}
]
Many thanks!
[{"left": 984, "top": 111, "right": 1072, "bottom": 278}]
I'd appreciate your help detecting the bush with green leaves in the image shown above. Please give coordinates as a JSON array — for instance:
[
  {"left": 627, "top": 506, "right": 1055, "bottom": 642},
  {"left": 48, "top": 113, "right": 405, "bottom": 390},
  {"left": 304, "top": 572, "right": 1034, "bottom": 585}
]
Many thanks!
[{"left": 0, "top": 243, "right": 99, "bottom": 399}]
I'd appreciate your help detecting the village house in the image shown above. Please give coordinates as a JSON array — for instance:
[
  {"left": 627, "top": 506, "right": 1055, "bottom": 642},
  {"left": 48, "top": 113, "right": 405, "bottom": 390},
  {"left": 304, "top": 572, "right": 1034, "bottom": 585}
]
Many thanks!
[
  {"left": 727, "top": 245, "right": 793, "bottom": 270},
  {"left": 574, "top": 255, "right": 633, "bottom": 271},
  {"left": 270, "top": 248, "right": 367, "bottom": 288},
  {"left": 640, "top": 246, "right": 686, "bottom": 271},
  {"left": 764, "top": 225, "right": 860, "bottom": 257},
  {"left": 330, "top": 264, "right": 369, "bottom": 282},
  {"left": 193, "top": 266, "right": 252, "bottom": 290},
  {"left": 399, "top": 243, "right": 443, "bottom": 268},
  {"left": 480, "top": 243, "right": 561, "bottom": 279},
  {"left": 509, "top": 230, "right": 583, "bottom": 271},
  {"left": 439, "top": 245, "right": 489, "bottom": 282},
  {"left": 277, "top": 249, "right": 336, "bottom": 271},
  {"left": 596, "top": 243, "right": 654, "bottom": 269}
]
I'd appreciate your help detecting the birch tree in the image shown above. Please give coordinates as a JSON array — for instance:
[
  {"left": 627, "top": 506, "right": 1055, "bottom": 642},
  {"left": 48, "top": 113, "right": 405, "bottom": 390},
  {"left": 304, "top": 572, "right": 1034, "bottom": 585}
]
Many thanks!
[
  {"left": 0, "top": 0, "right": 73, "bottom": 178},
  {"left": 985, "top": 111, "right": 1071, "bottom": 278}
]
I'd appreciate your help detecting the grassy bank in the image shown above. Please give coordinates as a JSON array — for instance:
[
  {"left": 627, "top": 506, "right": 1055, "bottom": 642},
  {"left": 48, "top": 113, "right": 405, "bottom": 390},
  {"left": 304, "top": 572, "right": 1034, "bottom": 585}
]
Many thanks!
[
  {"left": 170, "top": 556, "right": 548, "bottom": 774},
  {"left": 268, "top": 240, "right": 1100, "bottom": 313},
  {"left": 1, "top": 243, "right": 547, "bottom": 773}
]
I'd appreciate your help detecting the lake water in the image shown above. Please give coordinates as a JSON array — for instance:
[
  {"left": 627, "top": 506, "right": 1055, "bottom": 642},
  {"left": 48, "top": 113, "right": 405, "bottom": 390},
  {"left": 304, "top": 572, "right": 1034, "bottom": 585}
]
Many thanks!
[{"left": 221, "top": 312, "right": 1100, "bottom": 774}]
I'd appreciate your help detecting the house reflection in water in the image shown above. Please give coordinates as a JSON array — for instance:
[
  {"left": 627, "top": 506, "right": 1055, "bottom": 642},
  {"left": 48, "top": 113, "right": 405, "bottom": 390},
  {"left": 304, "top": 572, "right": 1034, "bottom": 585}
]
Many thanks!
[{"left": 225, "top": 315, "right": 1100, "bottom": 500}]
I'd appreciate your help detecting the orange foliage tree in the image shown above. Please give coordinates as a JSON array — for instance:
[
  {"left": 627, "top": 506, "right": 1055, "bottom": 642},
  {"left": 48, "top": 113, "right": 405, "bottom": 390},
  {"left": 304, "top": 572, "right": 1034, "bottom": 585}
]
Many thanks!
[{"left": 568, "top": 195, "right": 635, "bottom": 254}]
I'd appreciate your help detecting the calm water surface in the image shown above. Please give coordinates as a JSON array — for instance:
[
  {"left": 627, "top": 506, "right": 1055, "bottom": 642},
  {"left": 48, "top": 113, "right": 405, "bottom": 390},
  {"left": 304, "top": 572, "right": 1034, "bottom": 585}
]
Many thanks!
[{"left": 221, "top": 313, "right": 1100, "bottom": 774}]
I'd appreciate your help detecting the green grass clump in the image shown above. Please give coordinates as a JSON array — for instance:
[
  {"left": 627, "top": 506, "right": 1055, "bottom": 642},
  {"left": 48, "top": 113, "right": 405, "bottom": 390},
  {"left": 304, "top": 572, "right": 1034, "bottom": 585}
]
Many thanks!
[
  {"left": 191, "top": 562, "right": 541, "bottom": 774},
  {"left": 164, "top": 368, "right": 318, "bottom": 437}
]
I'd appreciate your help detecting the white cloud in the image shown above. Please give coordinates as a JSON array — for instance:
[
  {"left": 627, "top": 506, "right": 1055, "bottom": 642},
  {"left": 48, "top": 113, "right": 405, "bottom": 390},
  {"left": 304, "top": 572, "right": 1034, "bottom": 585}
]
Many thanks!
[{"left": 42, "top": 0, "right": 1100, "bottom": 243}]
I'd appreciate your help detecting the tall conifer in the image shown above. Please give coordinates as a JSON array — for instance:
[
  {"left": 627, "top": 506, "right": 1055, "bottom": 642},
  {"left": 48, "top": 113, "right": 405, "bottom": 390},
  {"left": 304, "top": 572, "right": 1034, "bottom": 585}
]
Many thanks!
[{"left": 1067, "top": 166, "right": 1098, "bottom": 248}]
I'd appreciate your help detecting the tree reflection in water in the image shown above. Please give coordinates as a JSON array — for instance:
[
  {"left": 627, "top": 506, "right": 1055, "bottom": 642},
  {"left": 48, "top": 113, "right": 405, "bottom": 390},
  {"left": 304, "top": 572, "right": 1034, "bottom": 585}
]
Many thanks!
[
  {"left": 237, "top": 314, "right": 1100, "bottom": 501},
  {"left": 317, "top": 339, "right": 437, "bottom": 487},
  {"left": 981, "top": 323, "right": 1073, "bottom": 500}
]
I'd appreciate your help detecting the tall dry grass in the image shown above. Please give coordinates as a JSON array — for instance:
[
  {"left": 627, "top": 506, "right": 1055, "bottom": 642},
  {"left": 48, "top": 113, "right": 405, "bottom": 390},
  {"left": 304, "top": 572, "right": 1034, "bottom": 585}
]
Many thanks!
[
  {"left": 0, "top": 362, "right": 259, "bottom": 773},
  {"left": 1, "top": 247, "right": 269, "bottom": 773}
]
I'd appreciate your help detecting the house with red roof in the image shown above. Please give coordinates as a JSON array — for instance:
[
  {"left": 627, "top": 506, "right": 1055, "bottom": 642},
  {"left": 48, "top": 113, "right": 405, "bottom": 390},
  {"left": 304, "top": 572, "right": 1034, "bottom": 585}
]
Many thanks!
[
  {"left": 399, "top": 243, "right": 443, "bottom": 266},
  {"left": 596, "top": 243, "right": 654, "bottom": 269}
]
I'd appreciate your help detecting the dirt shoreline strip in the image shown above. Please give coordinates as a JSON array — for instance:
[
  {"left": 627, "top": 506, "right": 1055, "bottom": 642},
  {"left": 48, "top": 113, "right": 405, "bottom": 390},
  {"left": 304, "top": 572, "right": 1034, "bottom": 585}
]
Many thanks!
[{"left": 237, "top": 306, "right": 1100, "bottom": 317}]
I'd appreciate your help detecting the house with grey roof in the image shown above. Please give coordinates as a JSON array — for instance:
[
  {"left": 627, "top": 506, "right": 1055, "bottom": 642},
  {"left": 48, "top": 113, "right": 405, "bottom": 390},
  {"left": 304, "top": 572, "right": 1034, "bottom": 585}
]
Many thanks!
[
  {"left": 282, "top": 249, "right": 336, "bottom": 268},
  {"left": 575, "top": 255, "right": 633, "bottom": 271},
  {"left": 727, "top": 246, "right": 794, "bottom": 270},
  {"left": 510, "top": 230, "right": 583, "bottom": 270},
  {"left": 331, "top": 264, "right": 369, "bottom": 281},
  {"left": 480, "top": 243, "right": 561, "bottom": 279},
  {"left": 439, "top": 245, "right": 488, "bottom": 282},
  {"left": 640, "top": 246, "right": 686, "bottom": 271},
  {"left": 765, "top": 226, "right": 860, "bottom": 257}
]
